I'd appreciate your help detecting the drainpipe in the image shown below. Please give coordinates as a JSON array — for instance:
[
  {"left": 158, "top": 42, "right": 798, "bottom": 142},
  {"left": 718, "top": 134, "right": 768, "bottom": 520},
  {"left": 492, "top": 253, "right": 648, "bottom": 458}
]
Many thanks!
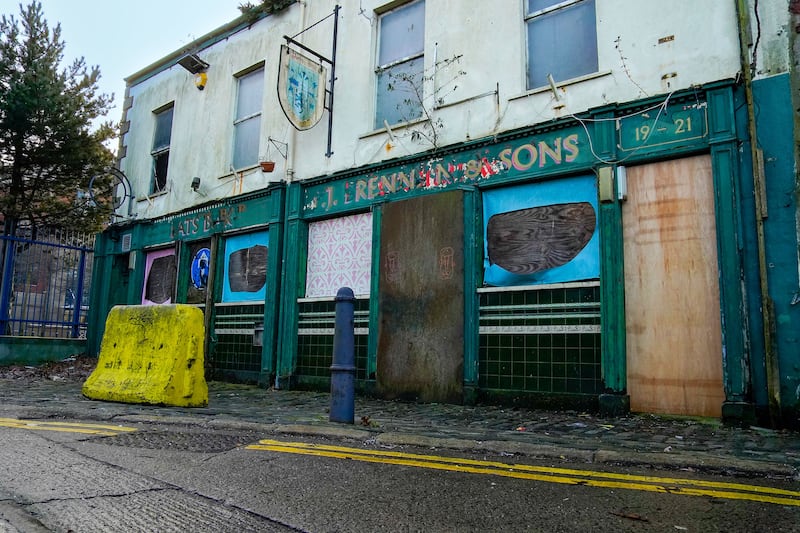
[{"left": 735, "top": 0, "right": 781, "bottom": 424}]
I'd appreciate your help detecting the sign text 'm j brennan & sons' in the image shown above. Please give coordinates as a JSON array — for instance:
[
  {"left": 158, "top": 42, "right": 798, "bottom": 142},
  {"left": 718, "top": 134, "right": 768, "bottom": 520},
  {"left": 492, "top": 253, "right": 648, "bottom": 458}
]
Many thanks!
[{"left": 303, "top": 127, "right": 589, "bottom": 215}]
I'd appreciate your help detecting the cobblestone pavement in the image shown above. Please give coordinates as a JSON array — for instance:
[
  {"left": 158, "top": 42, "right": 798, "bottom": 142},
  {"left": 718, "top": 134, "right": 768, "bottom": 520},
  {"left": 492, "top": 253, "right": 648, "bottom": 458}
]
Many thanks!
[{"left": 0, "top": 377, "right": 798, "bottom": 479}]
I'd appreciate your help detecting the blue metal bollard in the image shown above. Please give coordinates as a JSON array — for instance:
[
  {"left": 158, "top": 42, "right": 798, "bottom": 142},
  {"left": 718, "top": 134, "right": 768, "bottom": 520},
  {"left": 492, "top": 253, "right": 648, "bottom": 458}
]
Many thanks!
[{"left": 329, "top": 287, "right": 355, "bottom": 423}]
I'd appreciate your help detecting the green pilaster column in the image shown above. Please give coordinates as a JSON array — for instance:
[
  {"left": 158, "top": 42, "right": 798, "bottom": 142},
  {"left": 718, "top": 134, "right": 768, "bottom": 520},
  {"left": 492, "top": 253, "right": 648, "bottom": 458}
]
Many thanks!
[
  {"left": 710, "top": 142, "right": 748, "bottom": 401},
  {"left": 599, "top": 197, "right": 626, "bottom": 392},
  {"left": 462, "top": 187, "right": 480, "bottom": 403},
  {"left": 586, "top": 108, "right": 630, "bottom": 415},
  {"left": 86, "top": 234, "right": 113, "bottom": 356},
  {"left": 261, "top": 185, "right": 285, "bottom": 386},
  {"left": 707, "top": 86, "right": 753, "bottom": 421},
  {"left": 367, "top": 204, "right": 382, "bottom": 381},
  {"left": 275, "top": 182, "right": 305, "bottom": 389},
  {"left": 126, "top": 224, "right": 146, "bottom": 304}
]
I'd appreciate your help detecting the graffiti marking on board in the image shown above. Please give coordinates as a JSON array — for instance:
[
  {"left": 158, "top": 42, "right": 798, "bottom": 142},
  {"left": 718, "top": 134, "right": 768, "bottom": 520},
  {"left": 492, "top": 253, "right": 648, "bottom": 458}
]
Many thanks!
[
  {"left": 385, "top": 251, "right": 401, "bottom": 284},
  {"left": 438, "top": 247, "right": 454, "bottom": 280}
]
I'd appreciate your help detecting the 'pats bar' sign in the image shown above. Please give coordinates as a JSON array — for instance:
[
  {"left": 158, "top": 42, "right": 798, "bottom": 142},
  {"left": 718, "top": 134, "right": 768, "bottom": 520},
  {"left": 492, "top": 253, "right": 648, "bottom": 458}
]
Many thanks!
[
  {"left": 303, "top": 126, "right": 591, "bottom": 215},
  {"left": 169, "top": 204, "right": 246, "bottom": 239}
]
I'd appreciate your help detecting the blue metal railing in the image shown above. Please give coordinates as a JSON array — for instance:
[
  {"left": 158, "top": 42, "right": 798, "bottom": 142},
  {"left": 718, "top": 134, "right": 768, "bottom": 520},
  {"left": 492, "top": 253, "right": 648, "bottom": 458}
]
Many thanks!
[{"left": 0, "top": 230, "right": 94, "bottom": 339}]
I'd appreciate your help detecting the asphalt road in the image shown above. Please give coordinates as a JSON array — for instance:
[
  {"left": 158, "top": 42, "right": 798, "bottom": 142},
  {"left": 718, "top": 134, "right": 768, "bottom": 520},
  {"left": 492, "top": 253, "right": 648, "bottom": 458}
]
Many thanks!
[{"left": 1, "top": 418, "right": 798, "bottom": 532}]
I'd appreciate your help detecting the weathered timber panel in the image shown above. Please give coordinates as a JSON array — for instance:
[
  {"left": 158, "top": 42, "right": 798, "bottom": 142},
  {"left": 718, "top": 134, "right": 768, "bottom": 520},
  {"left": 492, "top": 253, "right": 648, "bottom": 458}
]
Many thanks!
[
  {"left": 623, "top": 155, "right": 725, "bottom": 417},
  {"left": 487, "top": 202, "right": 596, "bottom": 275},
  {"left": 377, "top": 190, "right": 464, "bottom": 403}
]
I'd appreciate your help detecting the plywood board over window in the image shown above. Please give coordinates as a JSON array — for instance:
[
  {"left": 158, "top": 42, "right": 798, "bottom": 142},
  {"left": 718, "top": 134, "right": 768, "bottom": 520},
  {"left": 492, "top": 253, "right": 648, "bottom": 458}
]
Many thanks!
[
  {"left": 623, "top": 155, "right": 725, "bottom": 417},
  {"left": 142, "top": 248, "right": 176, "bottom": 305},
  {"left": 482, "top": 175, "right": 599, "bottom": 287},
  {"left": 222, "top": 231, "right": 269, "bottom": 303}
]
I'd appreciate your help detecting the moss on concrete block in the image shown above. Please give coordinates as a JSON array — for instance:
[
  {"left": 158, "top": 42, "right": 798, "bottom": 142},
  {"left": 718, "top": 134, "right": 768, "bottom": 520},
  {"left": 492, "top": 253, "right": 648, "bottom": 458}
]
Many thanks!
[{"left": 82, "top": 305, "right": 208, "bottom": 407}]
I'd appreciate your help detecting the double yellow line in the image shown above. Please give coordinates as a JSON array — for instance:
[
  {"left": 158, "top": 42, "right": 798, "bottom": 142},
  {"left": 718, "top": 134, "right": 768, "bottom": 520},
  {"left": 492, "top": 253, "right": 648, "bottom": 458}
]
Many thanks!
[
  {"left": 0, "top": 417, "right": 137, "bottom": 437},
  {"left": 248, "top": 439, "right": 800, "bottom": 507}
]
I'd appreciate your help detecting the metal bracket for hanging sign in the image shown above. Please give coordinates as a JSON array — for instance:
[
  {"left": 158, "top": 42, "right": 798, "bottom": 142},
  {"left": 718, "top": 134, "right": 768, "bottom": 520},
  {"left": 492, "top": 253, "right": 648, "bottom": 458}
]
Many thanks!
[{"left": 283, "top": 4, "right": 340, "bottom": 158}]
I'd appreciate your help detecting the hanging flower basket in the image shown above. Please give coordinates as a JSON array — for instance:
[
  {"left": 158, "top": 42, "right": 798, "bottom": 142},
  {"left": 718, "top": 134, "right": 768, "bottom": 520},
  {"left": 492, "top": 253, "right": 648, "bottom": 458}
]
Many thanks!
[{"left": 261, "top": 137, "right": 287, "bottom": 173}]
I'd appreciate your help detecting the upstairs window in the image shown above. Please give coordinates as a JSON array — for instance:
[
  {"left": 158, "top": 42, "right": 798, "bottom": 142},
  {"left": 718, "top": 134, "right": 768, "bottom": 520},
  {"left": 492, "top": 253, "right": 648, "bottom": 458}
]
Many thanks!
[
  {"left": 526, "top": 0, "right": 597, "bottom": 89},
  {"left": 375, "top": 0, "right": 425, "bottom": 129},
  {"left": 150, "top": 104, "right": 174, "bottom": 194},
  {"left": 233, "top": 66, "right": 264, "bottom": 170}
]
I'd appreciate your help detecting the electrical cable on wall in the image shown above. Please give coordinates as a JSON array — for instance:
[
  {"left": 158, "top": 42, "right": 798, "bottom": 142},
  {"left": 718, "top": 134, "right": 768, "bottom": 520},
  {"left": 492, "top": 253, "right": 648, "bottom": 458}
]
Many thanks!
[{"left": 568, "top": 90, "right": 676, "bottom": 165}]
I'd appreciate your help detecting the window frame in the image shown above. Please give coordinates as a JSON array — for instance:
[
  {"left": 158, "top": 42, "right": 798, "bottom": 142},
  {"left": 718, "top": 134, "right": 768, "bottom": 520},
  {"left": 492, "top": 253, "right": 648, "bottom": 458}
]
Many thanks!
[
  {"left": 525, "top": 0, "right": 598, "bottom": 90},
  {"left": 149, "top": 103, "right": 174, "bottom": 195},
  {"left": 232, "top": 65, "right": 265, "bottom": 170},
  {"left": 374, "top": 0, "right": 425, "bottom": 129}
]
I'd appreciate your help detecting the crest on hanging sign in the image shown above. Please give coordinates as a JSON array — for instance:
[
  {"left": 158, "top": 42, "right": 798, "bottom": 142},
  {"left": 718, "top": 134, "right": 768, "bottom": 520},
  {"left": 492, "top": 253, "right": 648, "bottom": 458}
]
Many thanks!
[{"left": 278, "top": 45, "right": 327, "bottom": 130}]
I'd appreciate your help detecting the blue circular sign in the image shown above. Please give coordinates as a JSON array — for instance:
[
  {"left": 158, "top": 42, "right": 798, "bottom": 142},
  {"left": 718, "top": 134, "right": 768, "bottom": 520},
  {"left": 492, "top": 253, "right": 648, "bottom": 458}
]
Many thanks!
[{"left": 191, "top": 248, "right": 211, "bottom": 289}]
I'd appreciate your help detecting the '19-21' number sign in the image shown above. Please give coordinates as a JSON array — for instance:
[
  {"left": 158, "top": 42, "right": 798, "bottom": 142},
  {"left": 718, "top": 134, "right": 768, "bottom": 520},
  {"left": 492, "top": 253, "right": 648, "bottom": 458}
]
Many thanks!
[{"left": 618, "top": 103, "right": 707, "bottom": 152}]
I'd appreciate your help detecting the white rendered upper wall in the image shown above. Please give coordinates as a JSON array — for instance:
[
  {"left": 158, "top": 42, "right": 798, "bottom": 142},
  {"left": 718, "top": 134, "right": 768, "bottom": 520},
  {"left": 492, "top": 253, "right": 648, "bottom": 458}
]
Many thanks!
[
  {"left": 120, "top": 0, "right": 742, "bottom": 221},
  {"left": 741, "top": 0, "right": 792, "bottom": 79}
]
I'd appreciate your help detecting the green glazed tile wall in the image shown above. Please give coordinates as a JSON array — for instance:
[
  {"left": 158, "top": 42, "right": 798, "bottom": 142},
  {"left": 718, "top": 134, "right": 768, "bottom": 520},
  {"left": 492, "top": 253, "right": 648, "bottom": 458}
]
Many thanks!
[
  {"left": 211, "top": 303, "right": 265, "bottom": 376},
  {"left": 296, "top": 299, "right": 369, "bottom": 380},
  {"left": 478, "top": 286, "right": 602, "bottom": 394}
]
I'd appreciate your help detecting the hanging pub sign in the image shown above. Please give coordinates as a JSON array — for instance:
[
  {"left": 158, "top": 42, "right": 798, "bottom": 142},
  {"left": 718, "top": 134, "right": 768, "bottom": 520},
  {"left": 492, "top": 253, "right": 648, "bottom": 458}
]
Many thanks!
[{"left": 278, "top": 45, "right": 327, "bottom": 130}]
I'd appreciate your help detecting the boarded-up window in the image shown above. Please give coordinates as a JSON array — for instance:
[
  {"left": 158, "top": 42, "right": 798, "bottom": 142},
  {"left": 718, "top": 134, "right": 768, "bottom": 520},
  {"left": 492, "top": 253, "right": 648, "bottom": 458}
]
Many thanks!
[
  {"left": 487, "top": 202, "right": 595, "bottom": 274},
  {"left": 228, "top": 245, "right": 268, "bottom": 292},
  {"left": 186, "top": 240, "right": 211, "bottom": 304},
  {"left": 483, "top": 175, "right": 599, "bottom": 286},
  {"left": 222, "top": 231, "right": 269, "bottom": 302},
  {"left": 142, "top": 248, "right": 176, "bottom": 305},
  {"left": 306, "top": 213, "right": 372, "bottom": 298}
]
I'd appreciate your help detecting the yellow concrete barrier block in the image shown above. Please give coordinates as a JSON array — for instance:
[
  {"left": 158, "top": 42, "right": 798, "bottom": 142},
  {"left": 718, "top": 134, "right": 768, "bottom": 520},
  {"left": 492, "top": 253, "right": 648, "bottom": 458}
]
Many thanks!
[{"left": 82, "top": 305, "right": 208, "bottom": 407}]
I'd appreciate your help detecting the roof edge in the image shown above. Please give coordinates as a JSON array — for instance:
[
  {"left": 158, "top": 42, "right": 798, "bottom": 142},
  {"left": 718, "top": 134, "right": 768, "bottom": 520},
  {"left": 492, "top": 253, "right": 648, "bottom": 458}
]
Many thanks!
[{"left": 124, "top": 11, "right": 271, "bottom": 88}]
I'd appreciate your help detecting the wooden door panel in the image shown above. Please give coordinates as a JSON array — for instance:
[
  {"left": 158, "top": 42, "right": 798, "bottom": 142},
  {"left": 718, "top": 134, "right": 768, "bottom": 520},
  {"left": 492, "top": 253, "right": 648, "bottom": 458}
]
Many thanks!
[
  {"left": 623, "top": 155, "right": 724, "bottom": 416},
  {"left": 377, "top": 190, "right": 464, "bottom": 403}
]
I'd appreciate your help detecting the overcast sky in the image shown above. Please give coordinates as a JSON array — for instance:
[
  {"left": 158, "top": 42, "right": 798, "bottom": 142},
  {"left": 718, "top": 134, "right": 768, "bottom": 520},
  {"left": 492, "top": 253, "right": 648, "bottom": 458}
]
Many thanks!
[{"left": 2, "top": 0, "right": 242, "bottom": 126}]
